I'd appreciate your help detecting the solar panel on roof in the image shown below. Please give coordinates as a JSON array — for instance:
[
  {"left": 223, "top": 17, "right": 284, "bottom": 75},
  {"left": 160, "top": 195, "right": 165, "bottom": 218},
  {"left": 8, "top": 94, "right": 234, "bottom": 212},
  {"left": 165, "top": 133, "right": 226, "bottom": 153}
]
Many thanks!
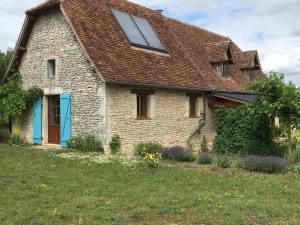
[
  {"left": 111, "top": 8, "right": 166, "bottom": 52},
  {"left": 131, "top": 15, "right": 166, "bottom": 51},
  {"left": 111, "top": 8, "right": 148, "bottom": 47}
]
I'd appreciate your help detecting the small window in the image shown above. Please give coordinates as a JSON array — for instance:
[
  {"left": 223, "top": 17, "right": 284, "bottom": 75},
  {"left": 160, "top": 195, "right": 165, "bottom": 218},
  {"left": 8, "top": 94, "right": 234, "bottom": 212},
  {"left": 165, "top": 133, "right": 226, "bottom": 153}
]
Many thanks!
[
  {"left": 220, "top": 63, "right": 229, "bottom": 77},
  {"left": 242, "top": 68, "right": 255, "bottom": 81},
  {"left": 137, "top": 94, "right": 149, "bottom": 119},
  {"left": 212, "top": 62, "right": 229, "bottom": 78},
  {"left": 189, "top": 96, "right": 197, "bottom": 118},
  {"left": 47, "top": 59, "right": 56, "bottom": 76}
]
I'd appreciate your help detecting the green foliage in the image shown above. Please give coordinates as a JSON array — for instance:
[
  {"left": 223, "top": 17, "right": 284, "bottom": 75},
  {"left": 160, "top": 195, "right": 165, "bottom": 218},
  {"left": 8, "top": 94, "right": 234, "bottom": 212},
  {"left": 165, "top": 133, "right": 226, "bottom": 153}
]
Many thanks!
[
  {"left": 181, "top": 152, "right": 197, "bottom": 162},
  {"left": 198, "top": 152, "right": 213, "bottom": 165},
  {"left": 0, "top": 49, "right": 13, "bottom": 81},
  {"left": 0, "top": 129, "right": 10, "bottom": 143},
  {"left": 142, "top": 152, "right": 162, "bottom": 168},
  {"left": 213, "top": 105, "right": 284, "bottom": 156},
  {"left": 216, "top": 155, "right": 230, "bottom": 168},
  {"left": 9, "top": 135, "right": 23, "bottom": 146},
  {"left": 247, "top": 72, "right": 300, "bottom": 123},
  {"left": 292, "top": 146, "right": 300, "bottom": 163},
  {"left": 134, "top": 142, "right": 162, "bottom": 156},
  {"left": 0, "top": 73, "right": 43, "bottom": 122},
  {"left": 200, "top": 136, "right": 209, "bottom": 152},
  {"left": 247, "top": 71, "right": 300, "bottom": 158},
  {"left": 67, "top": 135, "right": 104, "bottom": 152},
  {"left": 109, "top": 134, "right": 122, "bottom": 155}
]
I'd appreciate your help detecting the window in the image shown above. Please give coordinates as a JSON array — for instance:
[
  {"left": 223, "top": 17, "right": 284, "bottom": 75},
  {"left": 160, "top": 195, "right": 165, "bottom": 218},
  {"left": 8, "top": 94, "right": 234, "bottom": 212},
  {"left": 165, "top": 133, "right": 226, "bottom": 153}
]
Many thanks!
[
  {"left": 137, "top": 94, "right": 149, "bottom": 119},
  {"left": 47, "top": 59, "right": 56, "bottom": 76},
  {"left": 131, "top": 89, "right": 155, "bottom": 120},
  {"left": 111, "top": 8, "right": 166, "bottom": 52},
  {"left": 242, "top": 68, "right": 255, "bottom": 81},
  {"left": 189, "top": 96, "right": 197, "bottom": 118},
  {"left": 212, "top": 62, "right": 229, "bottom": 78}
]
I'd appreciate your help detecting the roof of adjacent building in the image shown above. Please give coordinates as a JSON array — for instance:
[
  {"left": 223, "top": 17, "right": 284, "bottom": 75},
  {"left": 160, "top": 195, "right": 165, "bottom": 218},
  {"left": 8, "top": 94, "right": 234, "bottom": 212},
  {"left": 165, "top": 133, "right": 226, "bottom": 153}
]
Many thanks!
[{"left": 5, "top": 0, "right": 265, "bottom": 92}]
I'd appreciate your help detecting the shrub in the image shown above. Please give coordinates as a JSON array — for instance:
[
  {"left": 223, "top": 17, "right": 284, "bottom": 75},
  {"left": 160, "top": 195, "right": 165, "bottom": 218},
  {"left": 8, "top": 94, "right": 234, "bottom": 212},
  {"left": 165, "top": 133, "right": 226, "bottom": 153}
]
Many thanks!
[
  {"left": 109, "top": 134, "right": 121, "bottom": 155},
  {"left": 9, "top": 135, "right": 23, "bottom": 145},
  {"left": 198, "top": 152, "right": 213, "bottom": 165},
  {"left": 0, "top": 129, "right": 10, "bottom": 143},
  {"left": 161, "top": 146, "right": 196, "bottom": 162},
  {"left": 67, "top": 135, "right": 104, "bottom": 152},
  {"left": 213, "top": 106, "right": 285, "bottom": 157},
  {"left": 216, "top": 155, "right": 230, "bottom": 168},
  {"left": 292, "top": 145, "right": 300, "bottom": 163},
  {"left": 243, "top": 155, "right": 288, "bottom": 173},
  {"left": 143, "top": 152, "right": 162, "bottom": 168},
  {"left": 134, "top": 142, "right": 162, "bottom": 156}
]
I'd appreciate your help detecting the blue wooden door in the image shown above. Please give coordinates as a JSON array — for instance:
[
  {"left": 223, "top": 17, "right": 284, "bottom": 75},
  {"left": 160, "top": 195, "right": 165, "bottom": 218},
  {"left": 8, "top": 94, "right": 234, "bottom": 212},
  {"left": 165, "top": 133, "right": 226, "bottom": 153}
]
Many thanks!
[
  {"left": 60, "top": 93, "right": 71, "bottom": 148},
  {"left": 33, "top": 97, "right": 42, "bottom": 144}
]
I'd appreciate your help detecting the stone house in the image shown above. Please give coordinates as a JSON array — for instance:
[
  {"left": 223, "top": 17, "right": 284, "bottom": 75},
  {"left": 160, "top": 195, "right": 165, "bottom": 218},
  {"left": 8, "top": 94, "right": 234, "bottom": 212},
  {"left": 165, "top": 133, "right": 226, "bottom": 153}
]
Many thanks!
[{"left": 4, "top": 0, "right": 264, "bottom": 151}]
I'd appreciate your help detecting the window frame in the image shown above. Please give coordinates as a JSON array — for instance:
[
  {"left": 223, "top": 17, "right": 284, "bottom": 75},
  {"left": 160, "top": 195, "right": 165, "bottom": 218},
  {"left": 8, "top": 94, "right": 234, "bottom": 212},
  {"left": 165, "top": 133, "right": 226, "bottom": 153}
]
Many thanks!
[
  {"left": 242, "top": 68, "right": 255, "bottom": 82},
  {"left": 47, "top": 59, "right": 56, "bottom": 77},
  {"left": 136, "top": 94, "right": 149, "bottom": 120},
  {"left": 189, "top": 96, "right": 197, "bottom": 118},
  {"left": 110, "top": 7, "right": 167, "bottom": 53},
  {"left": 212, "top": 62, "right": 229, "bottom": 78},
  {"left": 187, "top": 93, "right": 202, "bottom": 118},
  {"left": 131, "top": 89, "right": 155, "bottom": 120}
]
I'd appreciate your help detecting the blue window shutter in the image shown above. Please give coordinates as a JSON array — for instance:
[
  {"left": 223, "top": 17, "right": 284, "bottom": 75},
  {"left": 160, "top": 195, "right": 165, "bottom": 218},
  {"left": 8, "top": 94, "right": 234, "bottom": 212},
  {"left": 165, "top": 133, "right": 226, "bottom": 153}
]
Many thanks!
[
  {"left": 33, "top": 97, "right": 42, "bottom": 145},
  {"left": 60, "top": 93, "right": 71, "bottom": 148}
]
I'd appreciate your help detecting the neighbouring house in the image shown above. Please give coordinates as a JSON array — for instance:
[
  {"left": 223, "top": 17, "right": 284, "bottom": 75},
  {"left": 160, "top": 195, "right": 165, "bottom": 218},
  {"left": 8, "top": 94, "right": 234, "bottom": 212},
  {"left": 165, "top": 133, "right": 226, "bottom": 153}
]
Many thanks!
[{"left": 3, "top": 0, "right": 264, "bottom": 151}]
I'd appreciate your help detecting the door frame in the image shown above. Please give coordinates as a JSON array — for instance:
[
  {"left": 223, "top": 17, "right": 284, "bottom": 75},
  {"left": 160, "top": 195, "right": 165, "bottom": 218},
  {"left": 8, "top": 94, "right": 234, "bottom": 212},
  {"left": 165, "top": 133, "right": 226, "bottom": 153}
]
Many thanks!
[{"left": 47, "top": 95, "right": 61, "bottom": 145}]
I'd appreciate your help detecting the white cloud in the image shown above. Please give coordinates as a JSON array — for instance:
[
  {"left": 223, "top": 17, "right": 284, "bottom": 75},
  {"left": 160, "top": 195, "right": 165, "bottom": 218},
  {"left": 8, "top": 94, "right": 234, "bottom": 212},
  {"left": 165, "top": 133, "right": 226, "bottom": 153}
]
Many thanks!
[{"left": 0, "top": 0, "right": 299, "bottom": 84}]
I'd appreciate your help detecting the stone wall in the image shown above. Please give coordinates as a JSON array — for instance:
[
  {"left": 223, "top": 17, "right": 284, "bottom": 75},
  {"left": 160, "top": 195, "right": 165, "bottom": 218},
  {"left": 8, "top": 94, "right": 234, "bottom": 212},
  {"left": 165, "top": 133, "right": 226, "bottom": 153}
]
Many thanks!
[
  {"left": 106, "top": 85, "right": 216, "bottom": 153},
  {"left": 19, "top": 9, "right": 106, "bottom": 144}
]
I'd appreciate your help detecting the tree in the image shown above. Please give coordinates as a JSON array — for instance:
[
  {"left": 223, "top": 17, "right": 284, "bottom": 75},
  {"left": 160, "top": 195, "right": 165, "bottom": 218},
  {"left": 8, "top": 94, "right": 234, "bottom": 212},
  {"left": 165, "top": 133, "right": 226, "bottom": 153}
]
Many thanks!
[
  {"left": 0, "top": 49, "right": 13, "bottom": 81},
  {"left": 247, "top": 71, "right": 300, "bottom": 159}
]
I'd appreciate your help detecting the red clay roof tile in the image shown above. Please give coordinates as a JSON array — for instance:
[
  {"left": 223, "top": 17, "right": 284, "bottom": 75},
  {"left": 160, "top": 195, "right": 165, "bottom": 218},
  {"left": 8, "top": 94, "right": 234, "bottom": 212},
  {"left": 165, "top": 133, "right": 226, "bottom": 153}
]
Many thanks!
[{"left": 8, "top": 0, "right": 265, "bottom": 91}]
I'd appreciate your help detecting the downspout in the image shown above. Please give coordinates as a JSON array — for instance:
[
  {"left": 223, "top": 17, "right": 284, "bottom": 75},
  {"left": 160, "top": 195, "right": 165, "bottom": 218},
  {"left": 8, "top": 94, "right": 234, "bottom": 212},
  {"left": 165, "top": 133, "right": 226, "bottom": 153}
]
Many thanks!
[{"left": 187, "top": 93, "right": 207, "bottom": 148}]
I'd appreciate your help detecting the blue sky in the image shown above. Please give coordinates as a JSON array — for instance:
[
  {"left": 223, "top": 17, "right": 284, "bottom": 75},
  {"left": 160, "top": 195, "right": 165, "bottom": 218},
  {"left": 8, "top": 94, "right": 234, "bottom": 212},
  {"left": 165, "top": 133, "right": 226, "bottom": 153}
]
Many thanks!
[{"left": 0, "top": 0, "right": 300, "bottom": 84}]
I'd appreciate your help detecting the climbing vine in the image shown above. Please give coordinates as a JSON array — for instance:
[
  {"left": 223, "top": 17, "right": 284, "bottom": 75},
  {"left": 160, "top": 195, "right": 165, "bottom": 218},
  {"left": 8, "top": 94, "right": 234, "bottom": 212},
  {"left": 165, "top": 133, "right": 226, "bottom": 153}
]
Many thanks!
[{"left": 0, "top": 73, "right": 43, "bottom": 122}]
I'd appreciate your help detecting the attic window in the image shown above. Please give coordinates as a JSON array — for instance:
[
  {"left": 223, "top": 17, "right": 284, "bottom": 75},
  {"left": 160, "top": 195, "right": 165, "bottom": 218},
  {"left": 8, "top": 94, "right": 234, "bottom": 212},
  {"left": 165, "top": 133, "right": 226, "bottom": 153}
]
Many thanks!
[
  {"left": 212, "top": 62, "right": 229, "bottom": 78},
  {"left": 242, "top": 68, "right": 255, "bottom": 81},
  {"left": 111, "top": 8, "right": 166, "bottom": 53}
]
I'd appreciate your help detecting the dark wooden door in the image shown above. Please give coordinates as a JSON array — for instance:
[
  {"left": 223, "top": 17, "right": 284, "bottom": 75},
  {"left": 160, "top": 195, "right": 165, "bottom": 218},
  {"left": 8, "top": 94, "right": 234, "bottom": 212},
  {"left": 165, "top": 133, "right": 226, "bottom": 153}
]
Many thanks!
[{"left": 48, "top": 95, "right": 60, "bottom": 144}]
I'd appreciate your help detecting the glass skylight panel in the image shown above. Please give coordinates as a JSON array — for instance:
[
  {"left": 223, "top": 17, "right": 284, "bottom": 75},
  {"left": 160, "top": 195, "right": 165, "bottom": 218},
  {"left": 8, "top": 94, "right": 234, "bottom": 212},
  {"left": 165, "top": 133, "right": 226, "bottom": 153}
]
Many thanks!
[
  {"left": 111, "top": 8, "right": 166, "bottom": 52},
  {"left": 111, "top": 8, "right": 148, "bottom": 46},
  {"left": 131, "top": 15, "right": 166, "bottom": 51}
]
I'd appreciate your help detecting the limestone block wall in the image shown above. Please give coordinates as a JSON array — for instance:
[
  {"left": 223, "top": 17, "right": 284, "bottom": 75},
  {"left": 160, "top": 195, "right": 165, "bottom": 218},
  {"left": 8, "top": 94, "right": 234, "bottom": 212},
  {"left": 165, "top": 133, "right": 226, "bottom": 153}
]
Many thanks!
[
  {"left": 18, "top": 9, "right": 106, "bottom": 144},
  {"left": 106, "top": 85, "right": 216, "bottom": 152}
]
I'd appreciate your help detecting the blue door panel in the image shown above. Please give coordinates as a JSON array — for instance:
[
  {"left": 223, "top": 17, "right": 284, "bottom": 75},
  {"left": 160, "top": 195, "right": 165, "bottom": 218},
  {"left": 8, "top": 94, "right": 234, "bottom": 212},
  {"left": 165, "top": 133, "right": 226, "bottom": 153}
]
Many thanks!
[
  {"left": 33, "top": 97, "right": 42, "bottom": 144},
  {"left": 60, "top": 93, "right": 71, "bottom": 148}
]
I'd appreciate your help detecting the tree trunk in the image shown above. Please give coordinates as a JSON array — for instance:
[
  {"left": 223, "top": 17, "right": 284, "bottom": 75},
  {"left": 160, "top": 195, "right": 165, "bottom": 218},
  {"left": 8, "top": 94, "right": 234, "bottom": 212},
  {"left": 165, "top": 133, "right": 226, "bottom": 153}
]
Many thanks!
[
  {"left": 271, "top": 116, "right": 276, "bottom": 139},
  {"left": 287, "top": 119, "right": 293, "bottom": 161}
]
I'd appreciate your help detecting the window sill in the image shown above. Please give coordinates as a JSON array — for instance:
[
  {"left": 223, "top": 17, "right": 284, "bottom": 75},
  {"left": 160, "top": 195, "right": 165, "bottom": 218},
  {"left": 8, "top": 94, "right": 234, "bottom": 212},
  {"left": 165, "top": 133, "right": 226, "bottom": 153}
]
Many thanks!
[
  {"left": 136, "top": 117, "right": 151, "bottom": 121},
  {"left": 189, "top": 116, "right": 199, "bottom": 119}
]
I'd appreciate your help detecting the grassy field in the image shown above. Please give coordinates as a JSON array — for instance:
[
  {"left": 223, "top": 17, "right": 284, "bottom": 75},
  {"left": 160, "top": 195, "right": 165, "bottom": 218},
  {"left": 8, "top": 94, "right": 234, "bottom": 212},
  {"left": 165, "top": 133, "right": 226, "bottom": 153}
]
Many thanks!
[{"left": 1, "top": 144, "right": 300, "bottom": 225}]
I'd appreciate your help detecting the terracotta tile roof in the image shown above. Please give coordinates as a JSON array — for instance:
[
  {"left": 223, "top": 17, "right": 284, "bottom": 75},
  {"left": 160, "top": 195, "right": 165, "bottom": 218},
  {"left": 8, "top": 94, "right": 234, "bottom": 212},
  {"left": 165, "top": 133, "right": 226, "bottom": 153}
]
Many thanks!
[
  {"left": 6, "top": 0, "right": 265, "bottom": 92},
  {"left": 205, "top": 41, "right": 232, "bottom": 63},
  {"left": 235, "top": 50, "right": 259, "bottom": 69}
]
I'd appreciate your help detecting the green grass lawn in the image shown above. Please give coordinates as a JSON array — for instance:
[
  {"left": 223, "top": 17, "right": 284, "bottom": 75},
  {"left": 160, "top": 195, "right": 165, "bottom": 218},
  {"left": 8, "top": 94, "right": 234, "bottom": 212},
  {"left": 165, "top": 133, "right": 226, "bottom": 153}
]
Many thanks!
[{"left": 1, "top": 144, "right": 300, "bottom": 225}]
